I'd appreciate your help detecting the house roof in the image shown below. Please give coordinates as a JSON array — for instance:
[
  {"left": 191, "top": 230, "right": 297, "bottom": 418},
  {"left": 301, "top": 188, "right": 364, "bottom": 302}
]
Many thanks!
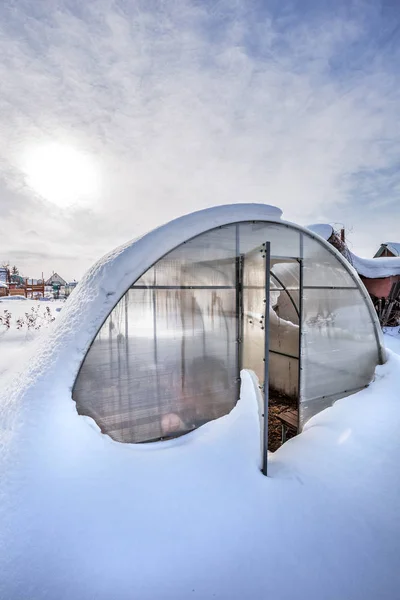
[
  {"left": 349, "top": 253, "right": 400, "bottom": 279},
  {"left": 45, "top": 273, "right": 67, "bottom": 286},
  {"left": 374, "top": 243, "right": 400, "bottom": 258}
]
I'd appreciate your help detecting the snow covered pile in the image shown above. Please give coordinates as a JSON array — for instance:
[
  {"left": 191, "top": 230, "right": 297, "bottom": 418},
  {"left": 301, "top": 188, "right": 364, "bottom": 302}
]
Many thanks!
[
  {"left": 307, "top": 224, "right": 400, "bottom": 278},
  {"left": 0, "top": 294, "right": 26, "bottom": 300},
  {"left": 306, "top": 223, "right": 334, "bottom": 241}
]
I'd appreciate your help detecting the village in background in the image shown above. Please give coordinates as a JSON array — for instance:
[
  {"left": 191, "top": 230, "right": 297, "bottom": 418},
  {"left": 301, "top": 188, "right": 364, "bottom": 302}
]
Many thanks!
[{"left": 0, "top": 265, "right": 77, "bottom": 301}]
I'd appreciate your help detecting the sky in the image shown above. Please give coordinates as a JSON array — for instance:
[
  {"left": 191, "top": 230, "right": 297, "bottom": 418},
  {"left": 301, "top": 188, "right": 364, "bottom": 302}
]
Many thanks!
[{"left": 0, "top": 0, "right": 399, "bottom": 280}]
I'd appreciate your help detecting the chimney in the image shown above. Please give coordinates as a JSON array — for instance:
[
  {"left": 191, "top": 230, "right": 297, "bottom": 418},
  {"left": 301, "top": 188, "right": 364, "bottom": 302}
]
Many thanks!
[{"left": 340, "top": 228, "right": 345, "bottom": 243}]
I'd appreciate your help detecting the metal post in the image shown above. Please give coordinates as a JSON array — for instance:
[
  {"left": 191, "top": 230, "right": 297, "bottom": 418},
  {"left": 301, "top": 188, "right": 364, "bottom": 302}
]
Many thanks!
[
  {"left": 152, "top": 267, "right": 162, "bottom": 418},
  {"left": 297, "top": 235, "right": 304, "bottom": 434},
  {"left": 124, "top": 291, "right": 133, "bottom": 432},
  {"left": 262, "top": 241, "right": 271, "bottom": 476},
  {"left": 235, "top": 225, "right": 242, "bottom": 399}
]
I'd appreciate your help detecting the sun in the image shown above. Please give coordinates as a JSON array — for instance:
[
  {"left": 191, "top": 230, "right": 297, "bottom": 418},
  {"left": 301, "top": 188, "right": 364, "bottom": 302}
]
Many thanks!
[{"left": 23, "top": 142, "right": 100, "bottom": 207}]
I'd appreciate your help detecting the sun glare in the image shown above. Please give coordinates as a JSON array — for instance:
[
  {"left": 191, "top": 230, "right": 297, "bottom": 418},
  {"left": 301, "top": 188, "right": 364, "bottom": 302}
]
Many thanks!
[{"left": 23, "top": 142, "right": 99, "bottom": 207}]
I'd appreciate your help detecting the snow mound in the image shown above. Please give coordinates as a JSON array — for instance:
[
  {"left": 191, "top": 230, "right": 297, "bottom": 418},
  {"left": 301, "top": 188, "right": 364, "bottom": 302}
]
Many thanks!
[
  {"left": 0, "top": 295, "right": 27, "bottom": 300},
  {"left": 307, "top": 223, "right": 334, "bottom": 241}
]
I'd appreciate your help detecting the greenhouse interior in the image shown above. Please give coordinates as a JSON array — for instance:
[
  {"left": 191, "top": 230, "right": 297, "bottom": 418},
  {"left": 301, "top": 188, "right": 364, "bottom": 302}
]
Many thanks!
[{"left": 72, "top": 212, "right": 385, "bottom": 452}]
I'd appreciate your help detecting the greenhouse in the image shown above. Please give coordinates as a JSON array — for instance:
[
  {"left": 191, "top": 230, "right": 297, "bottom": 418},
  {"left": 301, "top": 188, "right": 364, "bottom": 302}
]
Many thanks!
[{"left": 72, "top": 204, "right": 385, "bottom": 463}]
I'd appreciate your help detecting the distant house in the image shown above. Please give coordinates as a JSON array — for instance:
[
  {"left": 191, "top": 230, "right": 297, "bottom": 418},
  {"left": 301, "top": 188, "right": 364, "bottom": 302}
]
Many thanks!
[
  {"left": 0, "top": 267, "right": 10, "bottom": 297},
  {"left": 0, "top": 280, "right": 8, "bottom": 297},
  {"left": 374, "top": 243, "right": 400, "bottom": 258},
  {"left": 45, "top": 273, "right": 67, "bottom": 287},
  {"left": 0, "top": 267, "right": 9, "bottom": 284}
]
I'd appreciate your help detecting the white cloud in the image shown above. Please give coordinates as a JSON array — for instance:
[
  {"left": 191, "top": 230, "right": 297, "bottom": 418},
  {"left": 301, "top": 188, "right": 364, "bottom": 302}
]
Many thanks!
[{"left": 0, "top": 0, "right": 399, "bottom": 278}]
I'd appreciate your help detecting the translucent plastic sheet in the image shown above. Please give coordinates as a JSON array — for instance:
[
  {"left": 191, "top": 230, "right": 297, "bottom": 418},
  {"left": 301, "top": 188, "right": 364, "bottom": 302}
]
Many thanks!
[
  {"left": 74, "top": 287, "right": 237, "bottom": 443},
  {"left": 299, "top": 287, "right": 380, "bottom": 428},
  {"left": 241, "top": 247, "right": 266, "bottom": 386},
  {"left": 302, "top": 235, "right": 357, "bottom": 288},
  {"left": 135, "top": 227, "right": 237, "bottom": 288},
  {"left": 269, "top": 260, "right": 300, "bottom": 398},
  {"left": 239, "top": 222, "right": 300, "bottom": 257}
]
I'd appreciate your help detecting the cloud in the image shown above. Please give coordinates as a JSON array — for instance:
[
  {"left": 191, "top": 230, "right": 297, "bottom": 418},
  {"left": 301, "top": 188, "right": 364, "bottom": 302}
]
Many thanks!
[{"left": 0, "top": 0, "right": 399, "bottom": 277}]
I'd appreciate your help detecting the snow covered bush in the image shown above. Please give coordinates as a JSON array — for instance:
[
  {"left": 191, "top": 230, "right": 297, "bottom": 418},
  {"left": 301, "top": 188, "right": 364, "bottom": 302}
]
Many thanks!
[
  {"left": 16, "top": 306, "right": 55, "bottom": 330},
  {"left": 0, "top": 306, "right": 55, "bottom": 333},
  {"left": 0, "top": 309, "right": 12, "bottom": 329}
]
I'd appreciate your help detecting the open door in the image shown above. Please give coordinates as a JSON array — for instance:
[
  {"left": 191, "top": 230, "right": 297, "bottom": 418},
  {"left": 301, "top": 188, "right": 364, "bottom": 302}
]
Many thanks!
[{"left": 240, "top": 242, "right": 301, "bottom": 469}]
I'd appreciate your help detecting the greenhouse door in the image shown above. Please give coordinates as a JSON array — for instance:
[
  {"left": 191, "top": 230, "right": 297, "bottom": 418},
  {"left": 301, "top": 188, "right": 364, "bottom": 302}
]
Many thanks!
[
  {"left": 240, "top": 242, "right": 269, "bottom": 392},
  {"left": 240, "top": 242, "right": 301, "bottom": 471}
]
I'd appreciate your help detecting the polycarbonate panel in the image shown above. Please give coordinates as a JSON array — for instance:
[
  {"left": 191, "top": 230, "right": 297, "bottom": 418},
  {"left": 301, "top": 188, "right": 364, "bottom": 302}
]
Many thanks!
[
  {"left": 242, "top": 247, "right": 266, "bottom": 385},
  {"left": 239, "top": 222, "right": 300, "bottom": 257},
  {"left": 302, "top": 235, "right": 357, "bottom": 288},
  {"left": 134, "top": 266, "right": 156, "bottom": 286},
  {"left": 138, "top": 227, "right": 237, "bottom": 287},
  {"left": 269, "top": 259, "right": 299, "bottom": 398},
  {"left": 270, "top": 259, "right": 300, "bottom": 327},
  {"left": 300, "top": 287, "right": 379, "bottom": 428},
  {"left": 74, "top": 224, "right": 240, "bottom": 443},
  {"left": 271, "top": 259, "right": 300, "bottom": 289},
  {"left": 74, "top": 286, "right": 237, "bottom": 442}
]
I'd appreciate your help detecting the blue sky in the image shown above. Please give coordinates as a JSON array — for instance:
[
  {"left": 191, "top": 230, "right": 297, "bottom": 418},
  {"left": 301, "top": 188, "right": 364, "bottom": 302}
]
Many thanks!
[{"left": 0, "top": 0, "right": 399, "bottom": 278}]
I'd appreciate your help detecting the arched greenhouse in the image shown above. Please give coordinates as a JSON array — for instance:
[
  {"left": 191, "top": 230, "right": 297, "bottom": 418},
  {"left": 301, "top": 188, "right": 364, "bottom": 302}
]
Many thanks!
[{"left": 72, "top": 204, "right": 385, "bottom": 453}]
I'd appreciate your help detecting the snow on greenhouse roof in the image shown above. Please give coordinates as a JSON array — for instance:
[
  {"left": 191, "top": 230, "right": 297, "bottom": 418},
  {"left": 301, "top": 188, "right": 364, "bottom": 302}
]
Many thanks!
[
  {"left": 307, "top": 224, "right": 400, "bottom": 279},
  {"left": 306, "top": 223, "right": 334, "bottom": 241}
]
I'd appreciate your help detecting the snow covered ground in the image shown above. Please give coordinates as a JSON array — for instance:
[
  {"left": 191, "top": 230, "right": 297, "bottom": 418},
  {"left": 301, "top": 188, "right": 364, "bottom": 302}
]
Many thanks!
[
  {"left": 0, "top": 301, "right": 400, "bottom": 598},
  {"left": 383, "top": 326, "right": 400, "bottom": 354},
  {"left": 0, "top": 299, "right": 64, "bottom": 377}
]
